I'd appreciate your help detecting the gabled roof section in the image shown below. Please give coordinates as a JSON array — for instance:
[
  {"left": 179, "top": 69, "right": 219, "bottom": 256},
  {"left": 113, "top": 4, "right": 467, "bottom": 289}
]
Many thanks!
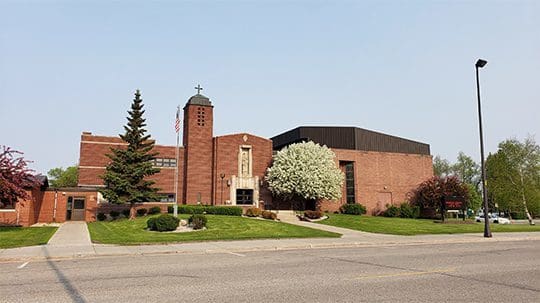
[{"left": 271, "top": 126, "right": 430, "bottom": 155}]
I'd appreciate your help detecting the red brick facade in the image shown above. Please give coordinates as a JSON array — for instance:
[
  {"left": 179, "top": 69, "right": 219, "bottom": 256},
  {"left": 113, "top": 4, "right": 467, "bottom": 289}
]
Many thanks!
[
  {"left": 318, "top": 149, "right": 433, "bottom": 214},
  {"left": 1, "top": 93, "right": 434, "bottom": 226},
  {"left": 77, "top": 93, "right": 274, "bottom": 210},
  {"left": 0, "top": 188, "right": 98, "bottom": 227}
]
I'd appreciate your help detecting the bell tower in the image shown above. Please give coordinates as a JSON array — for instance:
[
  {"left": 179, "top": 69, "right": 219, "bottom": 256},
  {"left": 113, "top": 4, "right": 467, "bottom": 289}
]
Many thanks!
[{"left": 182, "top": 86, "right": 214, "bottom": 204}]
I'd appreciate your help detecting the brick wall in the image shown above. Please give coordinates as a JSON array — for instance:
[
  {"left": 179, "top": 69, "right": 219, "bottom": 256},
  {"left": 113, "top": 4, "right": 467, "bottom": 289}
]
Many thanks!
[
  {"left": 78, "top": 133, "right": 184, "bottom": 197},
  {"left": 318, "top": 148, "right": 433, "bottom": 214},
  {"left": 182, "top": 104, "right": 214, "bottom": 204},
  {"left": 213, "top": 133, "right": 273, "bottom": 206}
]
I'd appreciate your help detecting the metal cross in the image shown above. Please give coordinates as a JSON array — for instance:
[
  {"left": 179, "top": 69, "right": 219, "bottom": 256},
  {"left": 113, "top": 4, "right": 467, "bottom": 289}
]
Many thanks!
[{"left": 195, "top": 84, "right": 203, "bottom": 94}]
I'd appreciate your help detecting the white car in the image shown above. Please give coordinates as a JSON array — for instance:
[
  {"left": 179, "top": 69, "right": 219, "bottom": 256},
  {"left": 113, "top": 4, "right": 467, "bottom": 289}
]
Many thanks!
[{"left": 475, "top": 213, "right": 511, "bottom": 224}]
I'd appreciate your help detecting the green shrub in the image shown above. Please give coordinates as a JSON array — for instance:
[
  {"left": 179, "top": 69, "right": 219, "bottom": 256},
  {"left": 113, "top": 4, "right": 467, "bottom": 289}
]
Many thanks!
[
  {"left": 147, "top": 214, "right": 179, "bottom": 232},
  {"left": 121, "top": 209, "right": 131, "bottom": 218},
  {"left": 167, "top": 205, "right": 174, "bottom": 214},
  {"left": 245, "top": 207, "right": 262, "bottom": 217},
  {"left": 383, "top": 205, "right": 400, "bottom": 217},
  {"left": 304, "top": 210, "right": 323, "bottom": 219},
  {"left": 340, "top": 203, "right": 367, "bottom": 215},
  {"left": 399, "top": 203, "right": 420, "bottom": 218},
  {"left": 148, "top": 206, "right": 161, "bottom": 215},
  {"left": 510, "top": 212, "right": 526, "bottom": 220},
  {"left": 136, "top": 208, "right": 148, "bottom": 217},
  {"left": 147, "top": 217, "right": 157, "bottom": 229},
  {"left": 261, "top": 211, "right": 277, "bottom": 220},
  {"left": 178, "top": 205, "right": 242, "bottom": 216},
  {"left": 97, "top": 213, "right": 107, "bottom": 221},
  {"left": 109, "top": 210, "right": 120, "bottom": 219},
  {"left": 188, "top": 214, "right": 208, "bottom": 230}
]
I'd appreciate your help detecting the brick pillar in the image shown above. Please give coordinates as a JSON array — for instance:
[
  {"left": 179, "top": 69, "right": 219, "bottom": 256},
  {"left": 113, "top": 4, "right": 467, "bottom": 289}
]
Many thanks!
[{"left": 182, "top": 94, "right": 214, "bottom": 205}]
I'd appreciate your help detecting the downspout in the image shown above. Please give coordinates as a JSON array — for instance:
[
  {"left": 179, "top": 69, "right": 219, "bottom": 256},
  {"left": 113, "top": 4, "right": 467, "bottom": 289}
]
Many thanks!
[
  {"left": 16, "top": 204, "right": 20, "bottom": 225},
  {"left": 53, "top": 190, "right": 58, "bottom": 222}
]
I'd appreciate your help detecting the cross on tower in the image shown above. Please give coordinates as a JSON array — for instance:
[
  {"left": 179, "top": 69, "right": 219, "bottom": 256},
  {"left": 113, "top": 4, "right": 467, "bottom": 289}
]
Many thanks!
[{"left": 195, "top": 84, "right": 203, "bottom": 94}]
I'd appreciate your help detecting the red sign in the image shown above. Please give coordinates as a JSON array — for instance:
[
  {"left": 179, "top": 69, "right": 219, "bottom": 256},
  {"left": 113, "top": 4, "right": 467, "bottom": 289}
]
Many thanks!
[
  {"left": 445, "top": 201, "right": 463, "bottom": 210},
  {"left": 444, "top": 196, "right": 465, "bottom": 210}
]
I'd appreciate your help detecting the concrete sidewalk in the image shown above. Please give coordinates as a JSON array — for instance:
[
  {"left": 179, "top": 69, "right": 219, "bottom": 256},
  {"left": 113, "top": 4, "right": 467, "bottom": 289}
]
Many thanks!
[{"left": 1, "top": 218, "right": 539, "bottom": 261}]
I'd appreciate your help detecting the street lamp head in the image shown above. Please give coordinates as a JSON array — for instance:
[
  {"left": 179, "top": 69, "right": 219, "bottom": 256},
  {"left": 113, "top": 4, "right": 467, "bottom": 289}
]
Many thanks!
[{"left": 476, "top": 59, "right": 487, "bottom": 68}]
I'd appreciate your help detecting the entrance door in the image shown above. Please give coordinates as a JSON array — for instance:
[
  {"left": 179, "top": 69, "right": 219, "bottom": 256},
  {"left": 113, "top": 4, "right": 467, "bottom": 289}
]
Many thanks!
[{"left": 67, "top": 197, "right": 86, "bottom": 221}]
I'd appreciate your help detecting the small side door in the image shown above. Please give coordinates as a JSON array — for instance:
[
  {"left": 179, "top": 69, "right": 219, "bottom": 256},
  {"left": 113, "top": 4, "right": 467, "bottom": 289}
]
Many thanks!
[{"left": 70, "top": 197, "right": 86, "bottom": 221}]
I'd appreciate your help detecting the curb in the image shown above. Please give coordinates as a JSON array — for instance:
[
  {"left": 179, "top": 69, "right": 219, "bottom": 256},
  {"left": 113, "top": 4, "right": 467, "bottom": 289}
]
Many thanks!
[{"left": 1, "top": 235, "right": 537, "bottom": 262}]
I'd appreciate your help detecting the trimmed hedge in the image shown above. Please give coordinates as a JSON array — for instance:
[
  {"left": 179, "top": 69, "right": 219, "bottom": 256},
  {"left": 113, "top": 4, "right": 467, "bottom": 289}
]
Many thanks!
[
  {"left": 178, "top": 205, "right": 242, "bottom": 216},
  {"left": 245, "top": 207, "right": 262, "bottom": 217},
  {"left": 109, "top": 210, "right": 120, "bottom": 219},
  {"left": 340, "top": 203, "right": 367, "bottom": 215},
  {"left": 383, "top": 205, "right": 400, "bottom": 217},
  {"left": 189, "top": 214, "right": 208, "bottom": 230},
  {"left": 261, "top": 211, "right": 277, "bottom": 220},
  {"left": 97, "top": 213, "right": 107, "bottom": 221},
  {"left": 121, "top": 209, "right": 131, "bottom": 218},
  {"left": 148, "top": 206, "right": 162, "bottom": 215},
  {"left": 147, "top": 214, "right": 179, "bottom": 232},
  {"left": 399, "top": 203, "right": 420, "bottom": 218},
  {"left": 383, "top": 203, "right": 420, "bottom": 218},
  {"left": 136, "top": 208, "right": 148, "bottom": 217}
]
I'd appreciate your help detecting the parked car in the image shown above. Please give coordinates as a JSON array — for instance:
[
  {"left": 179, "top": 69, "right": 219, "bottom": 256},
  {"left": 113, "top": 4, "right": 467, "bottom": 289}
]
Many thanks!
[{"left": 475, "top": 213, "right": 511, "bottom": 224}]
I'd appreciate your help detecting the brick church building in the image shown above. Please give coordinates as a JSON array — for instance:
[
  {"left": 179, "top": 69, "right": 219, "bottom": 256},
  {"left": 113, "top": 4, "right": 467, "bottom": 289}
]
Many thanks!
[
  {"left": 79, "top": 93, "right": 274, "bottom": 209},
  {"left": 1, "top": 92, "right": 433, "bottom": 226}
]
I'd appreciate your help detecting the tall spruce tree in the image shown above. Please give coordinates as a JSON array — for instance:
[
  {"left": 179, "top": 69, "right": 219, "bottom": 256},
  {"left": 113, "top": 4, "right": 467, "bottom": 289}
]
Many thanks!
[{"left": 101, "top": 90, "right": 160, "bottom": 219}]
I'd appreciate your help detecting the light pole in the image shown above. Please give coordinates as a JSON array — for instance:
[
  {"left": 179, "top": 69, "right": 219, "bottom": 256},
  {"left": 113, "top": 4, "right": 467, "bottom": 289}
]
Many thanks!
[{"left": 475, "top": 58, "right": 492, "bottom": 238}]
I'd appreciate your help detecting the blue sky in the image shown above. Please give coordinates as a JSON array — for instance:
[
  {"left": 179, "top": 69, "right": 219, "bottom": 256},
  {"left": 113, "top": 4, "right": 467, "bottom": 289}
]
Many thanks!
[{"left": 1, "top": 1, "right": 539, "bottom": 174}]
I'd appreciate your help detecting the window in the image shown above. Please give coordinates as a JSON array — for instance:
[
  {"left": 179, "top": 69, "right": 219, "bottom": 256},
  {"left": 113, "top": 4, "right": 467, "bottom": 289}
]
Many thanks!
[
  {"left": 344, "top": 162, "right": 356, "bottom": 204},
  {"left": 152, "top": 158, "right": 177, "bottom": 167},
  {"left": 197, "top": 107, "right": 206, "bottom": 126},
  {"left": 236, "top": 189, "right": 253, "bottom": 205},
  {"left": 159, "top": 194, "right": 175, "bottom": 202}
]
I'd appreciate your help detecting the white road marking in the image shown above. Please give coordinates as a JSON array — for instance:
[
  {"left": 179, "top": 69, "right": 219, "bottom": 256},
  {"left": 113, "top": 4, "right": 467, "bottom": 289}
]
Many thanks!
[
  {"left": 17, "top": 262, "right": 29, "bottom": 269},
  {"left": 227, "top": 251, "right": 246, "bottom": 257}
]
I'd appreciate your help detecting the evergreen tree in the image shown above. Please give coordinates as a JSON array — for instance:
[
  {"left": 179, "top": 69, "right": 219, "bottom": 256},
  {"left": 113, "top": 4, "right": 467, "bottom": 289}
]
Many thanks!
[{"left": 101, "top": 90, "right": 160, "bottom": 219}]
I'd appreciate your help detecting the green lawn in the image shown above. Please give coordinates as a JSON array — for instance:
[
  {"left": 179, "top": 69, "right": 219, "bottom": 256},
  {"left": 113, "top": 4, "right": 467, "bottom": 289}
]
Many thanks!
[
  {"left": 87, "top": 215, "right": 341, "bottom": 245},
  {"left": 0, "top": 226, "right": 58, "bottom": 249},
  {"left": 318, "top": 214, "right": 540, "bottom": 235}
]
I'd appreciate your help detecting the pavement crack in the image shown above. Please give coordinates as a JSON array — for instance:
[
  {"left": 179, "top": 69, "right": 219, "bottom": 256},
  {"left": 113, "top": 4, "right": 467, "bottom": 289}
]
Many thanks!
[{"left": 437, "top": 272, "right": 540, "bottom": 293}]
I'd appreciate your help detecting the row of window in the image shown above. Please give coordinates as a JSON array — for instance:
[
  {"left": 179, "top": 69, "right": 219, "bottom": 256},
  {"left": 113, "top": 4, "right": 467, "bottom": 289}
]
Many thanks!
[{"left": 152, "top": 158, "right": 177, "bottom": 167}]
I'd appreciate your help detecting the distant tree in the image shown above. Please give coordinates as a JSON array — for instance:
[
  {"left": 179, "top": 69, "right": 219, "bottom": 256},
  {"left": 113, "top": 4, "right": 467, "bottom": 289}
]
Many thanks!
[
  {"left": 48, "top": 166, "right": 78, "bottom": 187},
  {"left": 409, "top": 175, "right": 470, "bottom": 220},
  {"left": 265, "top": 141, "right": 343, "bottom": 210},
  {"left": 486, "top": 137, "right": 539, "bottom": 224},
  {"left": 0, "top": 146, "right": 40, "bottom": 209},
  {"left": 433, "top": 155, "right": 452, "bottom": 177},
  {"left": 465, "top": 183, "right": 482, "bottom": 211},
  {"left": 100, "top": 90, "right": 160, "bottom": 219},
  {"left": 452, "top": 152, "right": 480, "bottom": 187}
]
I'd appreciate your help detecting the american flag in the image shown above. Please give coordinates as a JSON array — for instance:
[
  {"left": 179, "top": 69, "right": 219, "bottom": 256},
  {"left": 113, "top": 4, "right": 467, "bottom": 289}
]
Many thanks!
[{"left": 175, "top": 107, "right": 180, "bottom": 133}]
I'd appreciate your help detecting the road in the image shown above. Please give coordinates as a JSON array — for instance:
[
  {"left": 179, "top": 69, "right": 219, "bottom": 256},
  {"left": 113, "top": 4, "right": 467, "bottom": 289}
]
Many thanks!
[{"left": 1, "top": 240, "right": 539, "bottom": 302}]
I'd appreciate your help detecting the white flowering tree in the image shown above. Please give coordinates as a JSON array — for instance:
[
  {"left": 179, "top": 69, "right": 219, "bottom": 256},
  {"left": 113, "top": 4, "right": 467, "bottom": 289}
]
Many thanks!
[{"left": 265, "top": 141, "right": 344, "bottom": 210}]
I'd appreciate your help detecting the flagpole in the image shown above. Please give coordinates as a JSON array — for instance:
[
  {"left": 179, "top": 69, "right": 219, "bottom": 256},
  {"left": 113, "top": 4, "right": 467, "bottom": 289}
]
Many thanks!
[{"left": 174, "top": 105, "right": 180, "bottom": 217}]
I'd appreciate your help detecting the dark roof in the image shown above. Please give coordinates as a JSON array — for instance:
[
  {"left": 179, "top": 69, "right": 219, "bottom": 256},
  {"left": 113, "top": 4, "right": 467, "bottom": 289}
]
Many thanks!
[
  {"left": 24, "top": 174, "right": 48, "bottom": 190},
  {"left": 271, "top": 126, "right": 430, "bottom": 155},
  {"left": 186, "top": 94, "right": 212, "bottom": 107},
  {"left": 45, "top": 186, "right": 100, "bottom": 192}
]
